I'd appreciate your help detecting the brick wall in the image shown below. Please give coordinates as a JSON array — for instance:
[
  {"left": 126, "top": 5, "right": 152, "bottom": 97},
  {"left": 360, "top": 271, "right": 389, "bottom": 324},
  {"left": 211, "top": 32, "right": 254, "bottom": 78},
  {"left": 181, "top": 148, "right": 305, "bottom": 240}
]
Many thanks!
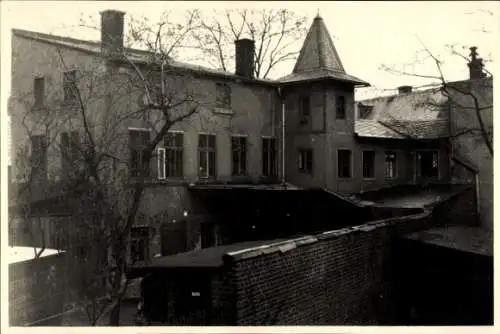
[
  {"left": 9, "top": 252, "right": 69, "bottom": 326},
  {"left": 219, "top": 211, "right": 433, "bottom": 325}
]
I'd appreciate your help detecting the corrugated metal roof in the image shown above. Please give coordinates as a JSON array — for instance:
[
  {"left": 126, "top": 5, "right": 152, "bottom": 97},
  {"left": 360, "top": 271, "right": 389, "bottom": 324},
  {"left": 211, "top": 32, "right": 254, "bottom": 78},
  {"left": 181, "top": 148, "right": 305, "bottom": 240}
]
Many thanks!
[{"left": 279, "top": 16, "right": 369, "bottom": 87}]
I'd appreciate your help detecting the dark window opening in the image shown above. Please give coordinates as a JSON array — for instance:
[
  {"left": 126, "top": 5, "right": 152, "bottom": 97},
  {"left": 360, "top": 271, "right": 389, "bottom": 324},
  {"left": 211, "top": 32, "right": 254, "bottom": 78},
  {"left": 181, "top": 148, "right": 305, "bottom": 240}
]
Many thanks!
[
  {"left": 199, "top": 134, "right": 216, "bottom": 178},
  {"left": 385, "top": 151, "right": 397, "bottom": 179},
  {"left": 262, "top": 137, "right": 277, "bottom": 177},
  {"left": 34, "top": 77, "right": 45, "bottom": 107},
  {"left": 337, "top": 149, "right": 352, "bottom": 178},
  {"left": 216, "top": 83, "right": 231, "bottom": 109},
  {"left": 299, "top": 96, "right": 311, "bottom": 126},
  {"left": 129, "top": 129, "right": 150, "bottom": 177},
  {"left": 417, "top": 151, "right": 439, "bottom": 178},
  {"left": 298, "top": 148, "right": 313, "bottom": 174},
  {"left": 231, "top": 136, "right": 247, "bottom": 176},
  {"left": 336, "top": 95, "right": 346, "bottom": 119},
  {"left": 362, "top": 150, "right": 375, "bottom": 179}
]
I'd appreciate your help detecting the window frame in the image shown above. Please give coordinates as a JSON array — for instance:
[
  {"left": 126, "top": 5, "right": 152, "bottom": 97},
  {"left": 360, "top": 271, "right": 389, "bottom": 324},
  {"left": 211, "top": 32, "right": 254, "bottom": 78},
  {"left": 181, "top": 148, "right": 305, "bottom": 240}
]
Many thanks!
[
  {"left": 416, "top": 149, "right": 440, "bottom": 179},
  {"left": 298, "top": 95, "right": 311, "bottom": 126},
  {"left": 336, "top": 95, "right": 346, "bottom": 120},
  {"left": 362, "top": 150, "right": 376, "bottom": 179},
  {"left": 129, "top": 128, "right": 151, "bottom": 178},
  {"left": 337, "top": 149, "right": 352, "bottom": 179},
  {"left": 198, "top": 133, "right": 217, "bottom": 179},
  {"left": 30, "top": 134, "right": 48, "bottom": 182},
  {"left": 384, "top": 151, "right": 398, "bottom": 180},
  {"left": 163, "top": 131, "right": 184, "bottom": 178},
  {"left": 34, "top": 76, "right": 45, "bottom": 107},
  {"left": 231, "top": 135, "right": 248, "bottom": 176},
  {"left": 215, "top": 82, "right": 231, "bottom": 110},
  {"left": 262, "top": 136, "right": 277, "bottom": 177},
  {"left": 63, "top": 70, "right": 77, "bottom": 102},
  {"left": 298, "top": 148, "right": 313, "bottom": 174}
]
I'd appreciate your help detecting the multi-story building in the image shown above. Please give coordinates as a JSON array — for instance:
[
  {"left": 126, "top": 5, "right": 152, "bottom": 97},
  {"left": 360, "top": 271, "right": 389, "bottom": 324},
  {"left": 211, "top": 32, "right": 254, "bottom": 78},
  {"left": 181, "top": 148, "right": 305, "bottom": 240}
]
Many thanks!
[{"left": 9, "top": 10, "right": 491, "bottom": 262}]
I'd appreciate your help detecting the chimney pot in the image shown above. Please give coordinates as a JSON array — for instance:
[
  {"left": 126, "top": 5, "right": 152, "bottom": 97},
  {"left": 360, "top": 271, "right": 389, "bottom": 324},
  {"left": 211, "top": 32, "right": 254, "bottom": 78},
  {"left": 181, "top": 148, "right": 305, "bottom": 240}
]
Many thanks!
[
  {"left": 398, "top": 85, "right": 412, "bottom": 94},
  {"left": 468, "top": 46, "right": 486, "bottom": 79},
  {"left": 235, "top": 39, "right": 255, "bottom": 78},
  {"left": 100, "top": 10, "right": 125, "bottom": 57}
]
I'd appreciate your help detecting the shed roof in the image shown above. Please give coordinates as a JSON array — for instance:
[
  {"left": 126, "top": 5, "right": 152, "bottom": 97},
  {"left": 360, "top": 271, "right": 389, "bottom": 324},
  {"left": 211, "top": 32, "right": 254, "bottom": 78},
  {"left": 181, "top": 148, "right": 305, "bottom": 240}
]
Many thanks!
[{"left": 127, "top": 238, "right": 288, "bottom": 278}]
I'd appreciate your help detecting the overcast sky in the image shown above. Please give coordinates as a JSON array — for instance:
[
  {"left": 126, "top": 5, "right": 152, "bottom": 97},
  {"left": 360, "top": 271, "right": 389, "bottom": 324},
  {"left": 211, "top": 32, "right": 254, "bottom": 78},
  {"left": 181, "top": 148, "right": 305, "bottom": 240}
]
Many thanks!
[{"left": 1, "top": 1, "right": 498, "bottom": 110}]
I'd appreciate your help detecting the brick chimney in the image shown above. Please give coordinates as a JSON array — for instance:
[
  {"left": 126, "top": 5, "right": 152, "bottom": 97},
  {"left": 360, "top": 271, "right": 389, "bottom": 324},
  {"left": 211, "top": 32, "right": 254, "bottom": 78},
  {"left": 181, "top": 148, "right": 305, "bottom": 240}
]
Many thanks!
[
  {"left": 235, "top": 39, "right": 255, "bottom": 78},
  {"left": 468, "top": 46, "right": 486, "bottom": 79},
  {"left": 398, "top": 85, "right": 412, "bottom": 94},
  {"left": 100, "top": 10, "right": 125, "bottom": 57}
]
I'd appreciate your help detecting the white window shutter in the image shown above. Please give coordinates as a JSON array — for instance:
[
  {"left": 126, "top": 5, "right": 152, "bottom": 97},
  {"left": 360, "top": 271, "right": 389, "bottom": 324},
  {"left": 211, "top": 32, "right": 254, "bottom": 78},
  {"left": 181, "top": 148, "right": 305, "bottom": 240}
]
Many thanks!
[{"left": 157, "top": 148, "right": 165, "bottom": 180}]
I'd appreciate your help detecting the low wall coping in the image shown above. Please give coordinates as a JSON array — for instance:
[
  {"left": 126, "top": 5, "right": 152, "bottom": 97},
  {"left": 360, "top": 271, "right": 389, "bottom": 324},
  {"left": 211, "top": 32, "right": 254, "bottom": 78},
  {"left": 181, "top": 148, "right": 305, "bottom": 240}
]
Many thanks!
[{"left": 223, "top": 210, "right": 432, "bottom": 263}]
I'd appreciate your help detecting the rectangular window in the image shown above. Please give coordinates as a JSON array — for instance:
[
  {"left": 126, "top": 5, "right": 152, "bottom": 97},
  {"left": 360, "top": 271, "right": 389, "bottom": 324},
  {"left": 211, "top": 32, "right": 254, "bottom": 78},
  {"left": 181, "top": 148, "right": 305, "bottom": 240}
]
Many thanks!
[
  {"left": 157, "top": 148, "right": 166, "bottom": 180},
  {"left": 30, "top": 135, "right": 48, "bottom": 182},
  {"left": 231, "top": 136, "right": 247, "bottom": 176},
  {"left": 362, "top": 150, "right": 375, "bottom": 179},
  {"left": 216, "top": 83, "right": 231, "bottom": 109},
  {"left": 199, "top": 134, "right": 216, "bottom": 178},
  {"left": 337, "top": 149, "right": 352, "bottom": 178},
  {"left": 299, "top": 96, "right": 311, "bottom": 125},
  {"left": 298, "top": 148, "right": 313, "bottom": 174},
  {"left": 63, "top": 70, "right": 77, "bottom": 102},
  {"left": 336, "top": 96, "right": 346, "bottom": 119},
  {"left": 129, "top": 129, "right": 150, "bottom": 177},
  {"left": 164, "top": 132, "right": 184, "bottom": 178},
  {"left": 34, "top": 77, "right": 45, "bottom": 106},
  {"left": 385, "top": 151, "right": 397, "bottom": 179},
  {"left": 262, "top": 137, "right": 277, "bottom": 177},
  {"left": 417, "top": 151, "right": 439, "bottom": 178},
  {"left": 60, "top": 131, "right": 80, "bottom": 175}
]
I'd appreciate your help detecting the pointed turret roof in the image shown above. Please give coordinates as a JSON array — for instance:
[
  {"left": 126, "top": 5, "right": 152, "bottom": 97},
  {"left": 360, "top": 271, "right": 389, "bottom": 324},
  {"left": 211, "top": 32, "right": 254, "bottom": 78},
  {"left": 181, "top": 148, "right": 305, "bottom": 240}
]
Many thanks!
[{"left": 279, "top": 15, "right": 369, "bottom": 86}]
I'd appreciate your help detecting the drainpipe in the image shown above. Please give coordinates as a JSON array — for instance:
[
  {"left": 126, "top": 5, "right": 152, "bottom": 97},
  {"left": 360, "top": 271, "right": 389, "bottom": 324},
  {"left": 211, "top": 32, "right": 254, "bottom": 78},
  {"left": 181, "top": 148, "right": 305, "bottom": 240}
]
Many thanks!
[
  {"left": 475, "top": 172, "right": 481, "bottom": 224},
  {"left": 277, "top": 86, "right": 286, "bottom": 186}
]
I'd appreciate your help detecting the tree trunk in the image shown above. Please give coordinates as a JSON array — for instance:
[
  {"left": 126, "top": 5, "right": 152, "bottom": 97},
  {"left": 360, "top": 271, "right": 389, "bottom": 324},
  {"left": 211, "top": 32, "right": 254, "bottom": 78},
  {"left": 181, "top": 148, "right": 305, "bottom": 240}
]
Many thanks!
[{"left": 109, "top": 300, "right": 121, "bottom": 325}]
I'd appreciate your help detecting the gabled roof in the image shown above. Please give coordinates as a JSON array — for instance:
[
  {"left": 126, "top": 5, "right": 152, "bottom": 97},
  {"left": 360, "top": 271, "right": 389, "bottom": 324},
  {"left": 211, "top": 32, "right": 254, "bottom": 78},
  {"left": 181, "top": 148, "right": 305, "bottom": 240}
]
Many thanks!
[
  {"left": 278, "top": 16, "right": 369, "bottom": 87},
  {"left": 355, "top": 87, "right": 450, "bottom": 140},
  {"left": 12, "top": 28, "right": 277, "bottom": 86}
]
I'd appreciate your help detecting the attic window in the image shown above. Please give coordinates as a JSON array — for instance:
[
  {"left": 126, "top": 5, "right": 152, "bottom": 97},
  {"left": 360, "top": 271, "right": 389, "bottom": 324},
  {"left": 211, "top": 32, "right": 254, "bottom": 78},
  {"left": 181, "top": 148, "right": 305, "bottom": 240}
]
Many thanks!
[{"left": 358, "top": 104, "right": 373, "bottom": 119}]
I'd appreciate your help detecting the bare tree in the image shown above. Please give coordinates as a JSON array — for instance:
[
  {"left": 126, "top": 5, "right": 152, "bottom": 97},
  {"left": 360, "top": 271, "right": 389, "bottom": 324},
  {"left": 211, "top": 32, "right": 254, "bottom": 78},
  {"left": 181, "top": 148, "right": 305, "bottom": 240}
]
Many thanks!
[
  {"left": 189, "top": 9, "right": 307, "bottom": 79},
  {"left": 380, "top": 41, "right": 493, "bottom": 157},
  {"left": 9, "top": 13, "right": 209, "bottom": 326}
]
